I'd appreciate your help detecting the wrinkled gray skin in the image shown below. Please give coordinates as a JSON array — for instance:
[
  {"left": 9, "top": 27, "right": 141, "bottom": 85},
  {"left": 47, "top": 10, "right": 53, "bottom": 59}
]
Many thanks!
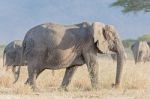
[
  {"left": 147, "top": 41, "right": 150, "bottom": 61},
  {"left": 111, "top": 54, "right": 117, "bottom": 61},
  {"left": 22, "top": 22, "right": 126, "bottom": 90},
  {"left": 3, "top": 40, "right": 55, "bottom": 84},
  {"left": 131, "top": 41, "right": 150, "bottom": 63},
  {"left": 3, "top": 40, "right": 26, "bottom": 83},
  {"left": 111, "top": 53, "right": 127, "bottom": 62},
  {"left": 147, "top": 42, "right": 150, "bottom": 47}
]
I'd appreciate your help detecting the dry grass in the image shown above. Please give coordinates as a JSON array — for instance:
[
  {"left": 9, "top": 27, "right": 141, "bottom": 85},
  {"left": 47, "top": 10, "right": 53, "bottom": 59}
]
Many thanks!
[{"left": 0, "top": 58, "right": 150, "bottom": 98}]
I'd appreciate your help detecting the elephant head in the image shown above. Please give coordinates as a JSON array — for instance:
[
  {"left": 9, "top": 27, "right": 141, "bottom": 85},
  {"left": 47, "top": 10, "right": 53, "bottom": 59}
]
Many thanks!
[{"left": 91, "top": 22, "right": 126, "bottom": 87}]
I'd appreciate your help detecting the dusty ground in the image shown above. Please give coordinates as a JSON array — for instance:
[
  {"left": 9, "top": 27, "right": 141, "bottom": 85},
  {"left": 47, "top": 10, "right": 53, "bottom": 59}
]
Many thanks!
[{"left": 0, "top": 58, "right": 150, "bottom": 99}]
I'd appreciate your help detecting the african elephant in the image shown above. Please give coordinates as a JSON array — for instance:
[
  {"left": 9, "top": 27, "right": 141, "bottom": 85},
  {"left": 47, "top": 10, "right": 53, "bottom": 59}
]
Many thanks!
[
  {"left": 131, "top": 41, "right": 150, "bottom": 63},
  {"left": 147, "top": 41, "right": 150, "bottom": 47},
  {"left": 22, "top": 22, "right": 126, "bottom": 90},
  {"left": 3, "top": 40, "right": 55, "bottom": 83},
  {"left": 3, "top": 40, "right": 26, "bottom": 83},
  {"left": 111, "top": 52, "right": 127, "bottom": 62},
  {"left": 110, "top": 54, "right": 117, "bottom": 62},
  {"left": 146, "top": 41, "right": 150, "bottom": 60}
]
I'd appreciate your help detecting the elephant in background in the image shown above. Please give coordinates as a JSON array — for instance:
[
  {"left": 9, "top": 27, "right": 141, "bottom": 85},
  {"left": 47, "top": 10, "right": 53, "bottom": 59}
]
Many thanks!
[
  {"left": 3, "top": 40, "right": 26, "bottom": 83},
  {"left": 22, "top": 22, "right": 126, "bottom": 90},
  {"left": 147, "top": 41, "right": 150, "bottom": 47},
  {"left": 3, "top": 40, "right": 55, "bottom": 83},
  {"left": 131, "top": 41, "right": 150, "bottom": 63},
  {"left": 146, "top": 41, "right": 150, "bottom": 61}
]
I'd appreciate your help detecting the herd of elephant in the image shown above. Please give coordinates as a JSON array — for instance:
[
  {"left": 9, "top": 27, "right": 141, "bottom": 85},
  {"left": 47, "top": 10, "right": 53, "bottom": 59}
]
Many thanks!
[{"left": 2, "top": 21, "right": 150, "bottom": 91}]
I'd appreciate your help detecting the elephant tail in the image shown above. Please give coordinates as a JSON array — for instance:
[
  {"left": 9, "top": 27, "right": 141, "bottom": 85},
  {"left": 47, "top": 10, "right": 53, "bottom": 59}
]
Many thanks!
[{"left": 22, "top": 37, "right": 34, "bottom": 63}]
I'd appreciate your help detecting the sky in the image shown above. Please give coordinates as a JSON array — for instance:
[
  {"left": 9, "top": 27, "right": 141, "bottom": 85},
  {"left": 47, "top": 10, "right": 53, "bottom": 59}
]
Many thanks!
[{"left": 0, "top": 0, "right": 150, "bottom": 44}]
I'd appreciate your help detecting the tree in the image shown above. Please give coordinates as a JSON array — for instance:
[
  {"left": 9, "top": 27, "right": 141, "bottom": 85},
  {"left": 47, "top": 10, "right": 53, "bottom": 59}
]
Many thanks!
[
  {"left": 111, "top": 0, "right": 150, "bottom": 13},
  {"left": 122, "top": 34, "right": 150, "bottom": 48},
  {"left": 122, "top": 39, "right": 137, "bottom": 48},
  {"left": 138, "top": 34, "right": 150, "bottom": 41}
]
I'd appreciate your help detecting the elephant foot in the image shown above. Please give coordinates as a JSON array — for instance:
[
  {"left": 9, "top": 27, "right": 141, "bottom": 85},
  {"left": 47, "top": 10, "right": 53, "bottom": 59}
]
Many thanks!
[
  {"left": 24, "top": 79, "right": 38, "bottom": 91},
  {"left": 24, "top": 79, "right": 29, "bottom": 85},
  {"left": 32, "top": 86, "right": 40, "bottom": 92},
  {"left": 111, "top": 83, "right": 120, "bottom": 88},
  {"left": 13, "top": 72, "right": 20, "bottom": 84},
  {"left": 91, "top": 85, "right": 99, "bottom": 91},
  {"left": 58, "top": 86, "right": 68, "bottom": 92},
  {"left": 13, "top": 80, "right": 17, "bottom": 84}
]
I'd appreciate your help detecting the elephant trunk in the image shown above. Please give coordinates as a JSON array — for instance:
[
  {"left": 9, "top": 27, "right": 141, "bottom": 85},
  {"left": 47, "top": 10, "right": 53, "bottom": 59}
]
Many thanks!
[{"left": 114, "top": 42, "right": 126, "bottom": 87}]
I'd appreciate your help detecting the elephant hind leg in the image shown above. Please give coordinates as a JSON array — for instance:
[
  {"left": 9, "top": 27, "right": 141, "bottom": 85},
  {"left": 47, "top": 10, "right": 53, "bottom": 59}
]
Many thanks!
[
  {"left": 26, "top": 64, "right": 44, "bottom": 90},
  {"left": 12, "top": 66, "right": 17, "bottom": 82},
  {"left": 25, "top": 68, "right": 45, "bottom": 85},
  {"left": 60, "top": 66, "right": 78, "bottom": 90},
  {"left": 52, "top": 70, "right": 55, "bottom": 76},
  {"left": 27, "top": 65, "right": 37, "bottom": 88}
]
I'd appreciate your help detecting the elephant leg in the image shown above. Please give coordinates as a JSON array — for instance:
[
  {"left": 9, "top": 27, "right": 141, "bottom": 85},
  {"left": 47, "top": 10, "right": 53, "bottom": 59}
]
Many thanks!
[
  {"left": 25, "top": 68, "right": 45, "bottom": 85},
  {"left": 87, "top": 64, "right": 99, "bottom": 89},
  {"left": 12, "top": 66, "right": 17, "bottom": 83},
  {"left": 26, "top": 54, "right": 45, "bottom": 90},
  {"left": 24, "top": 78, "right": 29, "bottom": 84},
  {"left": 52, "top": 70, "right": 55, "bottom": 76},
  {"left": 26, "top": 65, "right": 38, "bottom": 90},
  {"left": 36, "top": 68, "right": 45, "bottom": 79},
  {"left": 83, "top": 51, "right": 99, "bottom": 89},
  {"left": 60, "top": 66, "right": 78, "bottom": 90},
  {"left": 13, "top": 66, "right": 21, "bottom": 84}
]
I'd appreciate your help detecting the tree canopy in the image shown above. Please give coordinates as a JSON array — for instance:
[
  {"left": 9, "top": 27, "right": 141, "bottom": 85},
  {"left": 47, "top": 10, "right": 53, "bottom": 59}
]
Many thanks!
[
  {"left": 111, "top": 0, "right": 150, "bottom": 13},
  {"left": 122, "top": 39, "right": 137, "bottom": 48},
  {"left": 123, "top": 34, "right": 150, "bottom": 48},
  {"left": 138, "top": 34, "right": 150, "bottom": 41}
]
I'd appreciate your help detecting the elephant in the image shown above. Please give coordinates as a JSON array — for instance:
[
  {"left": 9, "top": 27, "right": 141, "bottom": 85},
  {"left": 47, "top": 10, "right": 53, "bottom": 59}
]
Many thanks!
[
  {"left": 22, "top": 22, "right": 126, "bottom": 90},
  {"left": 110, "top": 54, "right": 117, "bottom": 61},
  {"left": 3, "top": 40, "right": 26, "bottom": 83},
  {"left": 3, "top": 40, "right": 55, "bottom": 84},
  {"left": 147, "top": 41, "right": 150, "bottom": 61},
  {"left": 147, "top": 41, "right": 150, "bottom": 47},
  {"left": 131, "top": 41, "right": 150, "bottom": 63},
  {"left": 111, "top": 52, "right": 127, "bottom": 62}
]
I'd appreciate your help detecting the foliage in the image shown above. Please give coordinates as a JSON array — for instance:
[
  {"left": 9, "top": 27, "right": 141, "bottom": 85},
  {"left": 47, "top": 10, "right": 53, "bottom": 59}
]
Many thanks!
[
  {"left": 138, "top": 34, "right": 150, "bottom": 41},
  {"left": 122, "top": 39, "right": 137, "bottom": 48},
  {"left": 123, "top": 34, "right": 150, "bottom": 48},
  {"left": 111, "top": 0, "right": 150, "bottom": 13},
  {"left": 0, "top": 45, "right": 5, "bottom": 57}
]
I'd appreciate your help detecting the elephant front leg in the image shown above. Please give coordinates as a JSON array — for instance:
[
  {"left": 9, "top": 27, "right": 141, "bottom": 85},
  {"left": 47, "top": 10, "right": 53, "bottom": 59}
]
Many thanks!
[
  {"left": 83, "top": 52, "right": 99, "bottom": 89},
  {"left": 87, "top": 63, "right": 99, "bottom": 89},
  {"left": 60, "top": 66, "right": 78, "bottom": 91}
]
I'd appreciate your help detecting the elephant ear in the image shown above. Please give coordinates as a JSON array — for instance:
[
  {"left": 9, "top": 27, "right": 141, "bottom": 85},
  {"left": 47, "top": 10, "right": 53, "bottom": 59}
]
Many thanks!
[{"left": 92, "top": 22, "right": 109, "bottom": 53}]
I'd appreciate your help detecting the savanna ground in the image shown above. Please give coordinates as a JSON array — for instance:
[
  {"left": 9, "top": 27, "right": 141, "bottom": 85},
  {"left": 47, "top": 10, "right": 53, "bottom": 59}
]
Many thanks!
[{"left": 0, "top": 48, "right": 150, "bottom": 99}]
